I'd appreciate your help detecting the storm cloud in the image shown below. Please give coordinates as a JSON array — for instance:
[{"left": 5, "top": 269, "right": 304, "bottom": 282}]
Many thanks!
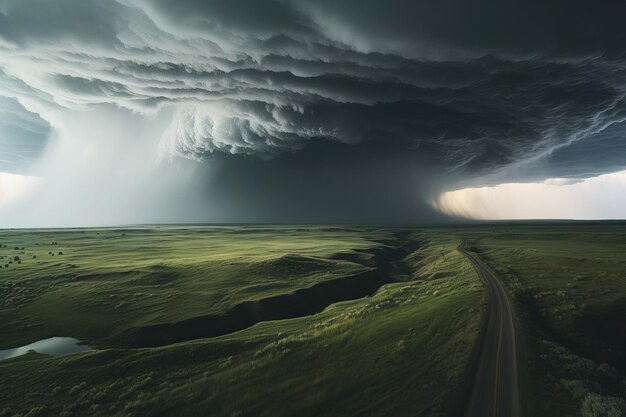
[
  {"left": 0, "top": 97, "right": 49, "bottom": 173},
  {"left": 1, "top": 0, "right": 625, "bottom": 223}
]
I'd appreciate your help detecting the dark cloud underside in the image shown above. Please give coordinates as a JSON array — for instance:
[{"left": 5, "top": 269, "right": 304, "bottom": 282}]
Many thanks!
[{"left": 1, "top": 0, "right": 625, "bottom": 222}]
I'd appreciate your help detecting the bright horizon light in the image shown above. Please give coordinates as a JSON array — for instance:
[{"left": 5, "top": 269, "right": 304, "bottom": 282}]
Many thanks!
[
  {"left": 433, "top": 170, "right": 626, "bottom": 220},
  {"left": 0, "top": 171, "right": 41, "bottom": 210}
]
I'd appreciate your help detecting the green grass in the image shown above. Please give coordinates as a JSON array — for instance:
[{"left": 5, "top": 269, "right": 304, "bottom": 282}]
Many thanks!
[
  {"left": 456, "top": 224, "right": 626, "bottom": 417},
  {"left": 0, "top": 227, "right": 485, "bottom": 417},
  {"left": 3, "top": 224, "right": 622, "bottom": 417},
  {"left": 0, "top": 226, "right": 385, "bottom": 348}
]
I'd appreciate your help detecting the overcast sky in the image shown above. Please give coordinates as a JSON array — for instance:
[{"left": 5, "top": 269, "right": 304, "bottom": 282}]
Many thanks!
[{"left": 1, "top": 0, "right": 626, "bottom": 225}]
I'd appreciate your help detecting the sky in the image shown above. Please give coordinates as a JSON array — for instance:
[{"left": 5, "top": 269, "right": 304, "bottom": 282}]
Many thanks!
[{"left": 1, "top": 0, "right": 626, "bottom": 226}]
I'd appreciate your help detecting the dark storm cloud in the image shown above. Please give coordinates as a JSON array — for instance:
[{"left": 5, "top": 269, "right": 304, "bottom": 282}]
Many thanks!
[
  {"left": 1, "top": 0, "right": 626, "bottom": 188},
  {"left": 0, "top": 0, "right": 126, "bottom": 46},
  {"left": 494, "top": 121, "right": 626, "bottom": 184},
  {"left": 292, "top": 0, "right": 626, "bottom": 59},
  {"left": 200, "top": 140, "right": 447, "bottom": 224}
]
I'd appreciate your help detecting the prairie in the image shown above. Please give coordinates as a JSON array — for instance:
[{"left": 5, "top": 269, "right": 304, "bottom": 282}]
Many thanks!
[
  {"left": 0, "top": 227, "right": 483, "bottom": 417},
  {"left": 0, "top": 224, "right": 624, "bottom": 417}
]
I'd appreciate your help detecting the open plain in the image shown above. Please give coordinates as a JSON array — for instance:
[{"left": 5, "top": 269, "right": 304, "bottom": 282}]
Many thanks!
[{"left": 0, "top": 224, "right": 624, "bottom": 417}]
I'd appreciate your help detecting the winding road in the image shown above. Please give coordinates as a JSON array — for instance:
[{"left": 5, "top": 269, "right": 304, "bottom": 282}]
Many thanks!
[{"left": 458, "top": 239, "right": 520, "bottom": 417}]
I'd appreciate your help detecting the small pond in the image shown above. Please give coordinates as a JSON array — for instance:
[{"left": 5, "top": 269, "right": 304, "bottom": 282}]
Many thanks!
[{"left": 0, "top": 337, "right": 91, "bottom": 361}]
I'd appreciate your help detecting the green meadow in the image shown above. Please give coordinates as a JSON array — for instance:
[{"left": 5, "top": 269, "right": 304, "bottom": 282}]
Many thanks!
[
  {"left": 0, "top": 227, "right": 483, "bottom": 417},
  {"left": 0, "top": 227, "right": 378, "bottom": 348},
  {"left": 458, "top": 223, "right": 626, "bottom": 417},
  {"left": 0, "top": 225, "right": 624, "bottom": 417}
]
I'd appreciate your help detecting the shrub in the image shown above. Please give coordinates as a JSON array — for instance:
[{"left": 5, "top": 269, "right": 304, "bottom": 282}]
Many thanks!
[
  {"left": 559, "top": 379, "right": 587, "bottom": 399},
  {"left": 597, "top": 363, "right": 620, "bottom": 379},
  {"left": 69, "top": 382, "right": 87, "bottom": 395},
  {"left": 24, "top": 407, "right": 44, "bottom": 417},
  {"left": 581, "top": 393, "right": 626, "bottom": 417}
]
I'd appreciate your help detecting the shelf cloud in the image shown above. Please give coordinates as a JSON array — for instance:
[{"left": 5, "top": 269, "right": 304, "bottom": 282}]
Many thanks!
[{"left": 1, "top": 0, "right": 626, "bottom": 224}]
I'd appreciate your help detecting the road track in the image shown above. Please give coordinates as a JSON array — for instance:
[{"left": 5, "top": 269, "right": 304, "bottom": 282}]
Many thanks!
[{"left": 459, "top": 239, "right": 520, "bottom": 417}]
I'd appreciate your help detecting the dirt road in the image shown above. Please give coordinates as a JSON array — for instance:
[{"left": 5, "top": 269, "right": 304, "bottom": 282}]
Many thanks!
[{"left": 459, "top": 239, "right": 520, "bottom": 417}]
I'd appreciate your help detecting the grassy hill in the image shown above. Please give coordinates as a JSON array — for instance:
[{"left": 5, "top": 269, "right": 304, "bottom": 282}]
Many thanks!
[
  {"left": 0, "top": 227, "right": 484, "bottom": 417},
  {"left": 0, "top": 224, "right": 624, "bottom": 417}
]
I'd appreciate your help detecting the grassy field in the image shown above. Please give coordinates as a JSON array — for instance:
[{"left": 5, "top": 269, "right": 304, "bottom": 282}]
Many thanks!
[
  {"left": 458, "top": 223, "right": 626, "bottom": 417},
  {"left": 0, "top": 227, "right": 383, "bottom": 348},
  {"left": 0, "top": 227, "right": 484, "bottom": 417},
  {"left": 0, "top": 224, "right": 623, "bottom": 417}
]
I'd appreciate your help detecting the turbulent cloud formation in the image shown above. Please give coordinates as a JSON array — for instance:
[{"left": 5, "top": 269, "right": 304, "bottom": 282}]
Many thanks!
[
  {"left": 0, "top": 97, "right": 49, "bottom": 173},
  {"left": 0, "top": 0, "right": 625, "bottom": 224}
]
